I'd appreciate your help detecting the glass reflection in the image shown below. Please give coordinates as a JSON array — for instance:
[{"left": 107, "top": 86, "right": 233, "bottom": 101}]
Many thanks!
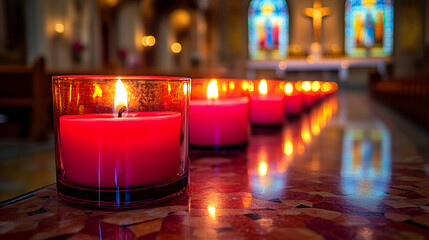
[
  {"left": 247, "top": 94, "right": 339, "bottom": 197},
  {"left": 341, "top": 125, "right": 391, "bottom": 205}
]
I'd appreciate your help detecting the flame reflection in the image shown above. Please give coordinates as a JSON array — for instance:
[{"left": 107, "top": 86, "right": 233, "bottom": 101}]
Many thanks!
[
  {"left": 207, "top": 79, "right": 219, "bottom": 99},
  {"left": 248, "top": 134, "right": 287, "bottom": 197}
]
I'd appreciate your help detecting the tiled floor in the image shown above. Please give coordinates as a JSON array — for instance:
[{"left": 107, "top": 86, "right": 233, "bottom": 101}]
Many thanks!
[{"left": 1, "top": 91, "right": 429, "bottom": 239}]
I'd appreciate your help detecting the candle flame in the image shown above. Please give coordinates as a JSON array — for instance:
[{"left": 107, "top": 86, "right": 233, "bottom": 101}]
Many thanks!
[
  {"left": 302, "top": 81, "right": 312, "bottom": 92},
  {"left": 207, "top": 79, "right": 219, "bottom": 100},
  {"left": 258, "top": 80, "right": 268, "bottom": 95},
  {"left": 222, "top": 82, "right": 227, "bottom": 92},
  {"left": 241, "top": 81, "right": 249, "bottom": 91},
  {"left": 229, "top": 81, "right": 235, "bottom": 91},
  {"left": 312, "top": 81, "right": 321, "bottom": 92},
  {"left": 258, "top": 161, "right": 268, "bottom": 176},
  {"left": 114, "top": 79, "right": 128, "bottom": 118},
  {"left": 321, "top": 82, "right": 331, "bottom": 93},
  {"left": 284, "top": 82, "right": 293, "bottom": 96},
  {"left": 248, "top": 81, "right": 255, "bottom": 92}
]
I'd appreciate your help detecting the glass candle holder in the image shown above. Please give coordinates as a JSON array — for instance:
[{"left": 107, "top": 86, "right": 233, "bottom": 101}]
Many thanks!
[
  {"left": 284, "top": 81, "right": 303, "bottom": 117},
  {"left": 190, "top": 78, "right": 250, "bottom": 151},
  {"left": 249, "top": 79, "right": 285, "bottom": 126},
  {"left": 52, "top": 75, "right": 190, "bottom": 209}
]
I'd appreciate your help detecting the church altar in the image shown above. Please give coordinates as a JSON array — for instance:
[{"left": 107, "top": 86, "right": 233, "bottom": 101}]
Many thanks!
[{"left": 247, "top": 57, "right": 392, "bottom": 81}]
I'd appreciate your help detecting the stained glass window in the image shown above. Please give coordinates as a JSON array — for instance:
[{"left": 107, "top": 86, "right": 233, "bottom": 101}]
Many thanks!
[
  {"left": 345, "top": 0, "right": 393, "bottom": 57},
  {"left": 248, "top": 0, "right": 288, "bottom": 60}
]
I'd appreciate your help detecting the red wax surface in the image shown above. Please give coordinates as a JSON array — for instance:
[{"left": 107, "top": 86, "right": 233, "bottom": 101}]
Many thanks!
[
  {"left": 60, "top": 112, "right": 181, "bottom": 188},
  {"left": 190, "top": 97, "right": 249, "bottom": 146},
  {"left": 284, "top": 94, "right": 303, "bottom": 116},
  {"left": 250, "top": 95, "right": 285, "bottom": 125},
  {"left": 303, "top": 93, "right": 314, "bottom": 108}
]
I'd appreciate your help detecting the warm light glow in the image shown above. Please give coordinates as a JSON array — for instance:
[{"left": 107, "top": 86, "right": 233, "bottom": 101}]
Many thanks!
[
  {"left": 279, "top": 82, "right": 285, "bottom": 89},
  {"left": 302, "top": 81, "right": 312, "bottom": 92},
  {"left": 321, "top": 82, "right": 331, "bottom": 92},
  {"left": 307, "top": 55, "right": 315, "bottom": 64},
  {"left": 301, "top": 129, "right": 311, "bottom": 144},
  {"left": 208, "top": 206, "right": 216, "bottom": 218},
  {"left": 248, "top": 81, "right": 255, "bottom": 92},
  {"left": 183, "top": 83, "right": 188, "bottom": 95},
  {"left": 55, "top": 23, "right": 65, "bottom": 34},
  {"left": 114, "top": 79, "right": 128, "bottom": 118},
  {"left": 222, "top": 82, "right": 227, "bottom": 92},
  {"left": 311, "top": 123, "right": 320, "bottom": 136},
  {"left": 295, "top": 82, "right": 302, "bottom": 92},
  {"left": 229, "top": 81, "right": 235, "bottom": 91},
  {"left": 312, "top": 81, "right": 321, "bottom": 92},
  {"left": 207, "top": 79, "right": 219, "bottom": 100},
  {"left": 69, "top": 85, "right": 72, "bottom": 103},
  {"left": 93, "top": 84, "right": 102, "bottom": 99},
  {"left": 258, "top": 162, "right": 268, "bottom": 176},
  {"left": 241, "top": 81, "right": 249, "bottom": 91},
  {"left": 278, "top": 61, "right": 287, "bottom": 70},
  {"left": 168, "top": 83, "right": 172, "bottom": 93},
  {"left": 103, "top": 0, "right": 119, "bottom": 7},
  {"left": 169, "top": 9, "right": 191, "bottom": 32},
  {"left": 297, "top": 142, "right": 305, "bottom": 154},
  {"left": 283, "top": 141, "right": 293, "bottom": 156},
  {"left": 284, "top": 83, "right": 293, "bottom": 96},
  {"left": 141, "top": 36, "right": 156, "bottom": 47},
  {"left": 171, "top": 42, "right": 182, "bottom": 53},
  {"left": 258, "top": 80, "right": 268, "bottom": 95}
]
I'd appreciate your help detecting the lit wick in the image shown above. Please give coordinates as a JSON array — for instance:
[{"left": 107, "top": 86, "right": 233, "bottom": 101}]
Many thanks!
[{"left": 118, "top": 106, "right": 127, "bottom": 118}]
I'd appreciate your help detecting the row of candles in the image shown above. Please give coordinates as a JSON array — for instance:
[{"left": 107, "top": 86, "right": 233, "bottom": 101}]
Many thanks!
[
  {"left": 52, "top": 76, "right": 337, "bottom": 208},
  {"left": 190, "top": 79, "right": 338, "bottom": 147}
]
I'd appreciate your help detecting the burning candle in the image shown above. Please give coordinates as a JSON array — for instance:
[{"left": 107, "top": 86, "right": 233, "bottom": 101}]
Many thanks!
[
  {"left": 284, "top": 82, "right": 303, "bottom": 117},
  {"left": 53, "top": 75, "right": 190, "bottom": 208},
  {"left": 311, "top": 81, "right": 321, "bottom": 102},
  {"left": 60, "top": 80, "right": 181, "bottom": 187},
  {"left": 250, "top": 79, "right": 285, "bottom": 125},
  {"left": 302, "top": 81, "right": 314, "bottom": 109},
  {"left": 190, "top": 79, "right": 249, "bottom": 149}
]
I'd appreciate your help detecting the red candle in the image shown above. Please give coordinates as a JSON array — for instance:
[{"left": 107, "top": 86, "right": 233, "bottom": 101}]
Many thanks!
[
  {"left": 250, "top": 80, "right": 285, "bottom": 125},
  {"left": 311, "top": 81, "right": 321, "bottom": 102},
  {"left": 60, "top": 112, "right": 181, "bottom": 187},
  {"left": 284, "top": 82, "right": 303, "bottom": 116},
  {"left": 302, "top": 81, "right": 314, "bottom": 109},
  {"left": 190, "top": 79, "right": 249, "bottom": 147},
  {"left": 190, "top": 98, "right": 249, "bottom": 146}
]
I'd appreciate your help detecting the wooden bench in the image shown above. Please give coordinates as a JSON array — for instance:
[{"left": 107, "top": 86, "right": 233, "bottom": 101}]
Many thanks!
[
  {"left": 0, "top": 57, "right": 48, "bottom": 140},
  {"left": 372, "top": 74, "right": 429, "bottom": 131}
]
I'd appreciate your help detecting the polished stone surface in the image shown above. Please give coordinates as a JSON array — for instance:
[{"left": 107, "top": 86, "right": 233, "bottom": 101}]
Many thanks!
[{"left": 1, "top": 91, "right": 429, "bottom": 239}]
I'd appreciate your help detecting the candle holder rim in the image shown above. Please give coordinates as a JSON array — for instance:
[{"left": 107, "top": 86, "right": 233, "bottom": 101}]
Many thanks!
[
  {"left": 192, "top": 78, "right": 249, "bottom": 82},
  {"left": 52, "top": 75, "right": 191, "bottom": 82}
]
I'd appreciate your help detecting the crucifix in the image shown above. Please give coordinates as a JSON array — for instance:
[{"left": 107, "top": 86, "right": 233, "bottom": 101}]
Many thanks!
[{"left": 303, "top": 0, "right": 331, "bottom": 43}]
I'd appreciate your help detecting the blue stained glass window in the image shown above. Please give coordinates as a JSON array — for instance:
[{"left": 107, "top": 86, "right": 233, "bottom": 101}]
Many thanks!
[
  {"left": 248, "top": 0, "right": 288, "bottom": 60},
  {"left": 345, "top": 0, "right": 394, "bottom": 57}
]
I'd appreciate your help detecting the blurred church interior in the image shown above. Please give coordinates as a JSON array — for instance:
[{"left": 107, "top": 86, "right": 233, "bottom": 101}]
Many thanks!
[{"left": 0, "top": 0, "right": 428, "bottom": 201}]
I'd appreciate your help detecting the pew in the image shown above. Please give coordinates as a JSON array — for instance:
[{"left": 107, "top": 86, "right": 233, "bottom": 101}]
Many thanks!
[
  {"left": 372, "top": 74, "right": 429, "bottom": 131},
  {"left": 0, "top": 57, "right": 48, "bottom": 140}
]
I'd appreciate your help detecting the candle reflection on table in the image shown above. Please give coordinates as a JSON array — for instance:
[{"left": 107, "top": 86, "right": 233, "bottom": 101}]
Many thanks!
[{"left": 248, "top": 132, "right": 288, "bottom": 197}]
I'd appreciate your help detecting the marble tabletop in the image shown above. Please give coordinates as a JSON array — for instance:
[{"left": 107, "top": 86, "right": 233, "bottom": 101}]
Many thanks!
[{"left": 1, "top": 92, "right": 429, "bottom": 239}]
